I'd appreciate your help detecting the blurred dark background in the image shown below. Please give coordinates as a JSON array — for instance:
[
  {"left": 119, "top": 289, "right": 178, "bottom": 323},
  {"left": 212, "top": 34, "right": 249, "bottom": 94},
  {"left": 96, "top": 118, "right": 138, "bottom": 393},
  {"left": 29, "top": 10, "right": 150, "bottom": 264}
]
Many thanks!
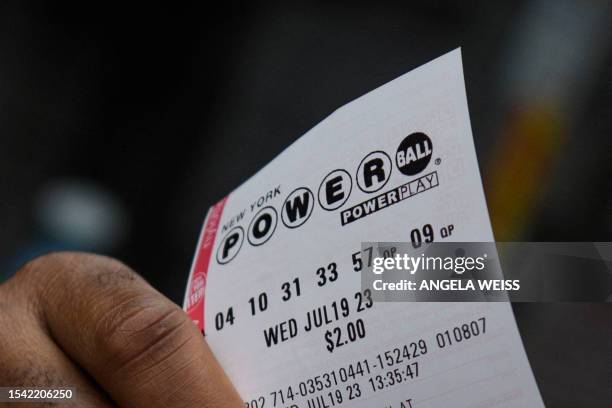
[{"left": 1, "top": 1, "right": 611, "bottom": 406}]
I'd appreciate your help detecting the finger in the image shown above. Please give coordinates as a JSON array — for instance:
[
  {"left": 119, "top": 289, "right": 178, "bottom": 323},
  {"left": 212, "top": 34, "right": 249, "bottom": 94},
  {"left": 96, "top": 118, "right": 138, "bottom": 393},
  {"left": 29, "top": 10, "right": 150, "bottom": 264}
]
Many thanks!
[
  {"left": 10, "top": 252, "right": 242, "bottom": 408},
  {"left": 0, "top": 284, "right": 116, "bottom": 407}
]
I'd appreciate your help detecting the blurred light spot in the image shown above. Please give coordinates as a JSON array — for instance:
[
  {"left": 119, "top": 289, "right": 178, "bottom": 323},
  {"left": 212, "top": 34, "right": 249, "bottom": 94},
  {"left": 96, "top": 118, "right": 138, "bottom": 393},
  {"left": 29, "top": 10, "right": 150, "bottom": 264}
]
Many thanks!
[{"left": 36, "top": 179, "right": 129, "bottom": 251}]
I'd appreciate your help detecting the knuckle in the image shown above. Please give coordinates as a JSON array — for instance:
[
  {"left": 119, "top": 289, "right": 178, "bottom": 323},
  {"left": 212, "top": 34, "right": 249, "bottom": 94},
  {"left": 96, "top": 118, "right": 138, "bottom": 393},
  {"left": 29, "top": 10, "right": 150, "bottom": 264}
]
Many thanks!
[
  {"left": 12, "top": 251, "right": 139, "bottom": 299},
  {"left": 9, "top": 252, "right": 66, "bottom": 288},
  {"left": 1, "top": 252, "right": 80, "bottom": 315},
  {"left": 12, "top": 251, "right": 122, "bottom": 288},
  {"left": 4, "top": 251, "right": 147, "bottom": 338},
  {"left": 92, "top": 257, "right": 138, "bottom": 288},
  {"left": 95, "top": 295, "right": 195, "bottom": 374},
  {"left": 16, "top": 251, "right": 83, "bottom": 275}
]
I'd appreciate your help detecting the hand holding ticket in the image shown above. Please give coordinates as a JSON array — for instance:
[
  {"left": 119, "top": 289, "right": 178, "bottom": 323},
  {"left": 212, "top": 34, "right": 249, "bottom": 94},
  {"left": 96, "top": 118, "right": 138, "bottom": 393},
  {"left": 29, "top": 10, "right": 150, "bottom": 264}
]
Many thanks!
[
  {"left": 184, "top": 49, "right": 544, "bottom": 407},
  {"left": 0, "top": 253, "right": 243, "bottom": 407}
]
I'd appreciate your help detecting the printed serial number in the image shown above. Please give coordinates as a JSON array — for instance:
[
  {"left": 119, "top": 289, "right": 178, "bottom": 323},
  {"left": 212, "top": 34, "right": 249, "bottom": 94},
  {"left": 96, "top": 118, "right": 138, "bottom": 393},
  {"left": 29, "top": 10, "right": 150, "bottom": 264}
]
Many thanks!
[{"left": 3, "top": 388, "right": 74, "bottom": 401}]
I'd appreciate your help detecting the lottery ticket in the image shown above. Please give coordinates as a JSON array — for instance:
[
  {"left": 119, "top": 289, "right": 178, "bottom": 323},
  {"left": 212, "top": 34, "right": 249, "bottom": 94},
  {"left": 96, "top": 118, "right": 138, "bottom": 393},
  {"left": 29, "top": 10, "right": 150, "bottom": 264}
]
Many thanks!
[{"left": 184, "top": 49, "right": 544, "bottom": 408}]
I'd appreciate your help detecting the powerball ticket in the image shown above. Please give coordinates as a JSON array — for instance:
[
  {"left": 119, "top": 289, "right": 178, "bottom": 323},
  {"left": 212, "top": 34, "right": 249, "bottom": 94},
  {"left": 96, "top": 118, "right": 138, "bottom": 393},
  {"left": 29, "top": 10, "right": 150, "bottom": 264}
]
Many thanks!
[{"left": 183, "top": 49, "right": 544, "bottom": 408}]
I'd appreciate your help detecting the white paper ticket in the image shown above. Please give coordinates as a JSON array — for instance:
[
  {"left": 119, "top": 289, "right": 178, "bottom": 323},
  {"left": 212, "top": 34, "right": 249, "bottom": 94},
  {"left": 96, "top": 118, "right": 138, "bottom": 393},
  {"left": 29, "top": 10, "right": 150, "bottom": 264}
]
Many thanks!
[{"left": 184, "top": 49, "right": 544, "bottom": 408}]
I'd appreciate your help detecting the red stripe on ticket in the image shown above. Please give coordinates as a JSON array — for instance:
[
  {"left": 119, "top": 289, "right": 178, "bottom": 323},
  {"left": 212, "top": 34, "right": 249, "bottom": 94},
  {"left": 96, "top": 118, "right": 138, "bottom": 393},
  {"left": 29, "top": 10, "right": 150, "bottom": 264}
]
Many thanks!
[{"left": 186, "top": 196, "right": 228, "bottom": 333}]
